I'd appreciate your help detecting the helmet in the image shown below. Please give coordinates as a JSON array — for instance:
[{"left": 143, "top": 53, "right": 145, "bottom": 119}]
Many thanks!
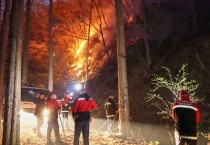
[{"left": 179, "top": 90, "right": 189, "bottom": 97}]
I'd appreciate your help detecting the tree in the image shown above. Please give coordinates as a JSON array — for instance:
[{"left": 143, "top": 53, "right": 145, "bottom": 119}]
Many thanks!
[
  {"left": 0, "top": 0, "right": 2, "bottom": 23},
  {"left": 23, "top": 0, "right": 117, "bottom": 87},
  {"left": 0, "top": 0, "right": 12, "bottom": 136},
  {"left": 93, "top": 1, "right": 110, "bottom": 61},
  {"left": 115, "top": 0, "right": 130, "bottom": 137},
  {"left": 84, "top": 0, "right": 92, "bottom": 88},
  {"left": 140, "top": 0, "right": 152, "bottom": 68},
  {"left": 147, "top": 64, "right": 200, "bottom": 119},
  {"left": 11, "top": 0, "right": 24, "bottom": 143},
  {"left": 48, "top": 0, "right": 53, "bottom": 91},
  {"left": 22, "top": 0, "right": 31, "bottom": 85},
  {"left": 2, "top": 0, "right": 24, "bottom": 144}
]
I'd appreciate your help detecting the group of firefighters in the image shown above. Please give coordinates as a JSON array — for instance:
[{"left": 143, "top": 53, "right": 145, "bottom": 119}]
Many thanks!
[
  {"left": 33, "top": 90, "right": 97, "bottom": 145},
  {"left": 32, "top": 89, "right": 200, "bottom": 145}
]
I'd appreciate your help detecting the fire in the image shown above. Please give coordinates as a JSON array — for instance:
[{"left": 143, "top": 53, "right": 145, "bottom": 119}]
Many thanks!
[
  {"left": 77, "top": 71, "right": 82, "bottom": 76},
  {"left": 75, "top": 41, "right": 86, "bottom": 58},
  {"left": 71, "top": 28, "right": 97, "bottom": 81},
  {"left": 128, "top": 15, "right": 133, "bottom": 24}
]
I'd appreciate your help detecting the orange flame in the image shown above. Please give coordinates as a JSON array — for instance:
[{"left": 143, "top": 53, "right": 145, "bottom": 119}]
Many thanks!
[{"left": 71, "top": 28, "right": 96, "bottom": 80}]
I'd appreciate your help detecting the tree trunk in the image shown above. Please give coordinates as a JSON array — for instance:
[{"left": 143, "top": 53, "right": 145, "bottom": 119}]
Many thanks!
[
  {"left": 2, "top": 0, "right": 23, "bottom": 144},
  {"left": 11, "top": 0, "right": 24, "bottom": 144},
  {"left": 2, "top": 0, "right": 19, "bottom": 144},
  {"left": 114, "top": 0, "right": 130, "bottom": 137},
  {"left": 84, "top": 0, "right": 92, "bottom": 89},
  {"left": 140, "top": 0, "right": 152, "bottom": 68},
  {"left": 0, "top": 0, "right": 2, "bottom": 24},
  {"left": 0, "top": 0, "right": 12, "bottom": 137},
  {"left": 22, "top": 0, "right": 31, "bottom": 85},
  {"left": 48, "top": 0, "right": 53, "bottom": 91}
]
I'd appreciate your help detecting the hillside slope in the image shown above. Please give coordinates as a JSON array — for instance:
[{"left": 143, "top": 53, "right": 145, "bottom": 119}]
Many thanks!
[{"left": 87, "top": 35, "right": 210, "bottom": 126}]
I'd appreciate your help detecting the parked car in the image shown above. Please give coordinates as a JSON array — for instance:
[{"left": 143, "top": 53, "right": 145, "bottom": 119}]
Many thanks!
[{"left": 21, "top": 86, "right": 50, "bottom": 112}]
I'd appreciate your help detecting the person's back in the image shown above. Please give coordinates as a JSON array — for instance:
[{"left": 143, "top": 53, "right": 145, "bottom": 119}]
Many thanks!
[
  {"left": 172, "top": 90, "right": 200, "bottom": 145},
  {"left": 172, "top": 100, "right": 198, "bottom": 136},
  {"left": 72, "top": 92, "right": 97, "bottom": 145},
  {"left": 72, "top": 93, "right": 97, "bottom": 121}
]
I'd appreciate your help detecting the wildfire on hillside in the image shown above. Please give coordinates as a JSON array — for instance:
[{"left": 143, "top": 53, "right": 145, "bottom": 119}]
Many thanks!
[
  {"left": 69, "top": 28, "right": 97, "bottom": 82},
  {"left": 28, "top": 0, "right": 141, "bottom": 86}
]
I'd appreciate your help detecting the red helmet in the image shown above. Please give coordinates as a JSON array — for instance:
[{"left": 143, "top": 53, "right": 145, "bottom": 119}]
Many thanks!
[{"left": 179, "top": 90, "right": 189, "bottom": 97}]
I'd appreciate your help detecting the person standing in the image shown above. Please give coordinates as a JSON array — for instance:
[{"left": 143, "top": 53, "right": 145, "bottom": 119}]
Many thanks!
[
  {"left": 33, "top": 93, "right": 46, "bottom": 137},
  {"left": 172, "top": 90, "right": 200, "bottom": 145},
  {"left": 61, "top": 91, "right": 73, "bottom": 131},
  {"left": 46, "top": 91, "right": 64, "bottom": 145},
  {"left": 104, "top": 93, "right": 118, "bottom": 133},
  {"left": 72, "top": 91, "right": 97, "bottom": 145}
]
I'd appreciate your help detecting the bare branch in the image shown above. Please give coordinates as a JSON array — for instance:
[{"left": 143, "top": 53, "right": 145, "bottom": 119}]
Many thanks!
[
  {"left": 93, "top": 1, "right": 110, "bottom": 60},
  {"left": 196, "top": 52, "right": 209, "bottom": 74}
]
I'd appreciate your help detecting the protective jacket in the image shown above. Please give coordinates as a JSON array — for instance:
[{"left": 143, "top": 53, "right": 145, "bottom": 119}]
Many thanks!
[
  {"left": 104, "top": 98, "right": 117, "bottom": 118},
  {"left": 72, "top": 93, "right": 97, "bottom": 122},
  {"left": 62, "top": 97, "right": 74, "bottom": 113},
  {"left": 46, "top": 98, "right": 60, "bottom": 120},
  {"left": 172, "top": 97, "right": 200, "bottom": 140}
]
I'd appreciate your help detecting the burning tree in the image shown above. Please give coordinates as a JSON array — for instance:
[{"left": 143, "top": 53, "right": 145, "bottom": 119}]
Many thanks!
[{"left": 147, "top": 64, "right": 200, "bottom": 119}]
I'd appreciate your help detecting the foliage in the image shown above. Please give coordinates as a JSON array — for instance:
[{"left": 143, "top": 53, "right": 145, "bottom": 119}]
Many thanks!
[{"left": 147, "top": 64, "right": 200, "bottom": 118}]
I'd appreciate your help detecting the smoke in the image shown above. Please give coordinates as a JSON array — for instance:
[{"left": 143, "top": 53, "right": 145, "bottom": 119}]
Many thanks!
[{"left": 90, "top": 117, "right": 175, "bottom": 145}]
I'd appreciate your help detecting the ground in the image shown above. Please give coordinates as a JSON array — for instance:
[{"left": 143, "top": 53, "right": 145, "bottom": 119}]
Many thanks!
[
  {"left": 19, "top": 112, "right": 148, "bottom": 145},
  {"left": 19, "top": 112, "right": 209, "bottom": 145},
  {"left": 20, "top": 130, "right": 141, "bottom": 145}
]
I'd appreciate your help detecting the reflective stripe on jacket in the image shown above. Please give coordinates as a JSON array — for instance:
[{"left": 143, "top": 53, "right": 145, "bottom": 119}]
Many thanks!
[
  {"left": 104, "top": 99, "right": 117, "bottom": 118},
  {"left": 172, "top": 99, "right": 200, "bottom": 138}
]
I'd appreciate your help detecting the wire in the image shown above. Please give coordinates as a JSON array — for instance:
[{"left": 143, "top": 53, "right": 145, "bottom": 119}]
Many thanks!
[{"left": 92, "top": 119, "right": 108, "bottom": 133}]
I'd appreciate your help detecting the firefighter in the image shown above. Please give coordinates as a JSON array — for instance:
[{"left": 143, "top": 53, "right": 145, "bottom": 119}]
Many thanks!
[
  {"left": 72, "top": 91, "right": 97, "bottom": 145},
  {"left": 46, "top": 91, "right": 65, "bottom": 145},
  {"left": 172, "top": 90, "right": 200, "bottom": 145},
  {"left": 104, "top": 93, "right": 118, "bottom": 133},
  {"left": 61, "top": 91, "right": 73, "bottom": 131},
  {"left": 33, "top": 93, "right": 45, "bottom": 137}
]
